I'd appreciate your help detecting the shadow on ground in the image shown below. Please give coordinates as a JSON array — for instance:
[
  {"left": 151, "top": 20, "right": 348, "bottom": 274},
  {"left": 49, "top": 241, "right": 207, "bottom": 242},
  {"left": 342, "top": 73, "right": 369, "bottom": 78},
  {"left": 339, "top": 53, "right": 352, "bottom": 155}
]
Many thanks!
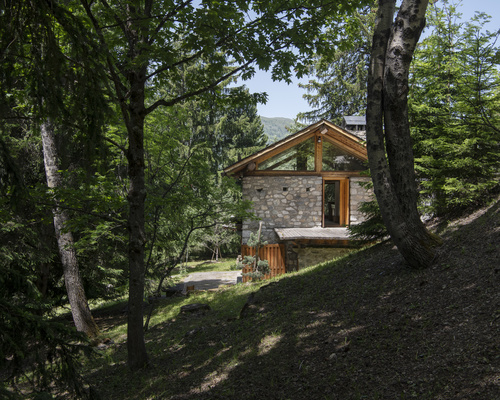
[{"left": 87, "top": 200, "right": 500, "bottom": 399}]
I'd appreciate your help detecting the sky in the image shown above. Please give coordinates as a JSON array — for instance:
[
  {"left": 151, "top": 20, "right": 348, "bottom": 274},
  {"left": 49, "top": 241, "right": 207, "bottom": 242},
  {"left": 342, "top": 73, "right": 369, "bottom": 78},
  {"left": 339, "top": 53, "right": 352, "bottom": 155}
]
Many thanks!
[{"left": 237, "top": 0, "right": 500, "bottom": 120}]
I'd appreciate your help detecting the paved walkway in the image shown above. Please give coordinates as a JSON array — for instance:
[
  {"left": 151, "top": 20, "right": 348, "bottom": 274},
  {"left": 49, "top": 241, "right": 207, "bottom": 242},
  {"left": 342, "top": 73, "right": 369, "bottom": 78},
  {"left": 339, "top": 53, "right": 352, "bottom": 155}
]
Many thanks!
[{"left": 181, "top": 271, "right": 242, "bottom": 291}]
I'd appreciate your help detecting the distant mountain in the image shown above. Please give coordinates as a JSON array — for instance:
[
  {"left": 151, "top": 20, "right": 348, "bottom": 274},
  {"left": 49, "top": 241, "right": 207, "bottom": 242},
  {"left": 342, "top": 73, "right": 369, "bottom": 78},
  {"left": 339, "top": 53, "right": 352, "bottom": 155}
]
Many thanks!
[{"left": 260, "top": 116, "right": 294, "bottom": 144}]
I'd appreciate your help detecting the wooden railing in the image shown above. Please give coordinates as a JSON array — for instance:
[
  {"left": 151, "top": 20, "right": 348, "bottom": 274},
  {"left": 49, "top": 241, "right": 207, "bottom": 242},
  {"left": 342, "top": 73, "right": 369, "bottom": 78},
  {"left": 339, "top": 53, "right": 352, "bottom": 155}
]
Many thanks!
[{"left": 241, "top": 244, "right": 286, "bottom": 282}]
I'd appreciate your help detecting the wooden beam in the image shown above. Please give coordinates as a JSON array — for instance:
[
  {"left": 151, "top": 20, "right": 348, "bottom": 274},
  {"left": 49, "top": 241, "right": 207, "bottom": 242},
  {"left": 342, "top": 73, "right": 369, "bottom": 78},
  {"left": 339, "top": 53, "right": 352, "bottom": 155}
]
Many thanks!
[
  {"left": 346, "top": 178, "right": 351, "bottom": 225},
  {"left": 245, "top": 170, "right": 364, "bottom": 177},
  {"left": 322, "top": 177, "right": 325, "bottom": 227},
  {"left": 323, "top": 135, "right": 367, "bottom": 160},
  {"left": 255, "top": 131, "right": 317, "bottom": 167},
  {"left": 315, "top": 134, "right": 323, "bottom": 172}
]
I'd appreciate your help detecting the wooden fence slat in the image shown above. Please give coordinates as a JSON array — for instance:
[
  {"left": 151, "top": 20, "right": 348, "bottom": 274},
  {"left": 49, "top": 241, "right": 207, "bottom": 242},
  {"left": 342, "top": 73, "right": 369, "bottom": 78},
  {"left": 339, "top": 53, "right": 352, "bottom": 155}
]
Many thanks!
[{"left": 241, "top": 244, "right": 285, "bottom": 283}]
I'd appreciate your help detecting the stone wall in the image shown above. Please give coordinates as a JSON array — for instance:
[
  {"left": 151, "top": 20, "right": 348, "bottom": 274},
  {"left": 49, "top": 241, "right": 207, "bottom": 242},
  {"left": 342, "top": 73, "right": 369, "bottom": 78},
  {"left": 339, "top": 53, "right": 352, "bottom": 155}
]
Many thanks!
[
  {"left": 349, "top": 176, "right": 373, "bottom": 225},
  {"left": 241, "top": 175, "right": 323, "bottom": 243},
  {"left": 241, "top": 175, "right": 373, "bottom": 244}
]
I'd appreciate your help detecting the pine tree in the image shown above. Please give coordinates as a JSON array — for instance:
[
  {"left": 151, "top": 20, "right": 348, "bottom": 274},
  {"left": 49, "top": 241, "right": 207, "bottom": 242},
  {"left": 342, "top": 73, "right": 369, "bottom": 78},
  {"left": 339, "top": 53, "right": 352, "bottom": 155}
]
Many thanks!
[
  {"left": 298, "top": 4, "right": 375, "bottom": 124},
  {"left": 409, "top": 1, "right": 500, "bottom": 215}
]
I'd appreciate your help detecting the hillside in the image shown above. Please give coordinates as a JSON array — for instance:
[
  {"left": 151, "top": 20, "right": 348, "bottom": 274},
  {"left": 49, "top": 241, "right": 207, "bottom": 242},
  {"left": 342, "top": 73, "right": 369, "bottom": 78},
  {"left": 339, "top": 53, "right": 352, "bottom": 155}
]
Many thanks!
[
  {"left": 260, "top": 116, "right": 294, "bottom": 143},
  {"left": 86, "top": 197, "right": 499, "bottom": 399}
]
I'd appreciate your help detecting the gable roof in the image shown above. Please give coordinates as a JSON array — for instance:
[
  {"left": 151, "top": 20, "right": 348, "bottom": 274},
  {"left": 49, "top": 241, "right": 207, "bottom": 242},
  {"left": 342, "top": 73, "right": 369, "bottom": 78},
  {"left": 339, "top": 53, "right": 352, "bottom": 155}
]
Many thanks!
[{"left": 223, "top": 119, "right": 367, "bottom": 176}]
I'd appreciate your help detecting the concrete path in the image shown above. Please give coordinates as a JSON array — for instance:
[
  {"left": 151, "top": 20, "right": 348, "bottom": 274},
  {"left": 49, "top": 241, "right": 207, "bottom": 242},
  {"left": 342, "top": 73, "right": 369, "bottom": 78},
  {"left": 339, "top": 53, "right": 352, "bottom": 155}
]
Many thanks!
[{"left": 182, "top": 271, "right": 242, "bottom": 291}]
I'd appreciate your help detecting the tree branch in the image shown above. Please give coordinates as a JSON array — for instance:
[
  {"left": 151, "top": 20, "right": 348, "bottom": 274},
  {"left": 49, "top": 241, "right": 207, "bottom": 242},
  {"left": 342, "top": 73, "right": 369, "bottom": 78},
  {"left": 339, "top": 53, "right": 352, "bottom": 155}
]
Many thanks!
[
  {"left": 143, "top": 220, "right": 217, "bottom": 331},
  {"left": 144, "top": 60, "right": 255, "bottom": 116},
  {"left": 79, "top": 0, "right": 130, "bottom": 128},
  {"left": 104, "top": 135, "right": 128, "bottom": 153},
  {"left": 36, "top": 199, "right": 126, "bottom": 226},
  {"left": 148, "top": 0, "right": 193, "bottom": 46}
]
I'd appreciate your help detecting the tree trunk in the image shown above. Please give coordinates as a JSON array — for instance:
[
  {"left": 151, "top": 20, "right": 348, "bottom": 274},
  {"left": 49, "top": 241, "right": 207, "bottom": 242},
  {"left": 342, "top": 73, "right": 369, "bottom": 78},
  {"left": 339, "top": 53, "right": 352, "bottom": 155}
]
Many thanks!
[
  {"left": 41, "top": 120, "right": 100, "bottom": 337},
  {"left": 125, "top": 69, "right": 149, "bottom": 370},
  {"left": 366, "top": 0, "right": 441, "bottom": 269}
]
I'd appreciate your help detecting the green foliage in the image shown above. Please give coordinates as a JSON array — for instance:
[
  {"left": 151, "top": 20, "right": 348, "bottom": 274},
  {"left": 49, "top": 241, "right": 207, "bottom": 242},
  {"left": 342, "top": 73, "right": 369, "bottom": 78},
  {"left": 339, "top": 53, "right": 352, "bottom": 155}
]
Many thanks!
[
  {"left": 409, "top": 1, "right": 500, "bottom": 215},
  {"left": 0, "top": 202, "right": 94, "bottom": 399},
  {"left": 180, "top": 84, "right": 268, "bottom": 174},
  {"left": 347, "top": 181, "right": 387, "bottom": 241},
  {"left": 246, "top": 230, "right": 268, "bottom": 249},
  {"left": 130, "top": 94, "right": 256, "bottom": 293},
  {"left": 43, "top": 167, "right": 129, "bottom": 299},
  {"left": 298, "top": 3, "right": 375, "bottom": 124},
  {"left": 0, "top": 0, "right": 124, "bottom": 299},
  {"left": 2, "top": 0, "right": 375, "bottom": 373},
  {"left": 0, "top": 300, "right": 93, "bottom": 399},
  {"left": 194, "top": 223, "right": 240, "bottom": 260},
  {"left": 213, "top": 86, "right": 268, "bottom": 166},
  {"left": 320, "top": 1, "right": 500, "bottom": 241}
]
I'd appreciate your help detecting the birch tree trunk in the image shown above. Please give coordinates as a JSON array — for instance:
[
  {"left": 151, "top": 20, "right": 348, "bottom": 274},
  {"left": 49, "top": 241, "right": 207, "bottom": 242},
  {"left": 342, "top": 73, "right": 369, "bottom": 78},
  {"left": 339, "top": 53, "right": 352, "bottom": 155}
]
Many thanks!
[
  {"left": 41, "top": 120, "right": 100, "bottom": 337},
  {"left": 366, "top": 0, "right": 442, "bottom": 269}
]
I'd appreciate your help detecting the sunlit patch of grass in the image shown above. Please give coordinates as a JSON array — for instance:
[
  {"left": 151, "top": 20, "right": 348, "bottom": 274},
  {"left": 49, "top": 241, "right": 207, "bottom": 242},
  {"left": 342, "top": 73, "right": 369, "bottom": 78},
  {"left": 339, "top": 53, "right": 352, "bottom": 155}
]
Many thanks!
[
  {"left": 90, "top": 294, "right": 128, "bottom": 310},
  {"left": 173, "top": 258, "right": 237, "bottom": 275}
]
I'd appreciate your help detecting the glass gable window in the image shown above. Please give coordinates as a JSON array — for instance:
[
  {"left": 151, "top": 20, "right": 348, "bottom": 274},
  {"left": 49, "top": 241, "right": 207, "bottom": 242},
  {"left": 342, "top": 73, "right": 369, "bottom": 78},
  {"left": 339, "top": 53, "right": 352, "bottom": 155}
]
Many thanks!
[
  {"left": 259, "top": 138, "right": 315, "bottom": 171},
  {"left": 322, "top": 140, "right": 366, "bottom": 171}
]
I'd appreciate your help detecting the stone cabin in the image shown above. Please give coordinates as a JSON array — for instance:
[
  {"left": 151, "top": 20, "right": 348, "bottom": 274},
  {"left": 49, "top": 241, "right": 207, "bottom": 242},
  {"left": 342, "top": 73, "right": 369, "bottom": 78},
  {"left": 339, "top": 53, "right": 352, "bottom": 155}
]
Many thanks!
[{"left": 224, "top": 119, "right": 372, "bottom": 270}]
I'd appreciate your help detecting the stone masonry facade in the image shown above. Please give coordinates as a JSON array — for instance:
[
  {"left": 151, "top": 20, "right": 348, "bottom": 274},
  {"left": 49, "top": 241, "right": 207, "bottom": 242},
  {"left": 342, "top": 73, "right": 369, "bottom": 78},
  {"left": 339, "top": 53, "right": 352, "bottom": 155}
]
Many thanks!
[
  {"left": 242, "top": 176, "right": 323, "bottom": 243},
  {"left": 349, "top": 177, "right": 373, "bottom": 225},
  {"left": 241, "top": 175, "right": 372, "bottom": 244}
]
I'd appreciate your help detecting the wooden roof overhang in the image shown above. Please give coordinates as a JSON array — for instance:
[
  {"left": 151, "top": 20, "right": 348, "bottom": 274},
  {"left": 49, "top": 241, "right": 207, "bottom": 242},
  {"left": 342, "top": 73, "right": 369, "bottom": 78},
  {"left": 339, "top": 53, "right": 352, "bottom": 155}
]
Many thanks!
[{"left": 223, "top": 119, "right": 367, "bottom": 177}]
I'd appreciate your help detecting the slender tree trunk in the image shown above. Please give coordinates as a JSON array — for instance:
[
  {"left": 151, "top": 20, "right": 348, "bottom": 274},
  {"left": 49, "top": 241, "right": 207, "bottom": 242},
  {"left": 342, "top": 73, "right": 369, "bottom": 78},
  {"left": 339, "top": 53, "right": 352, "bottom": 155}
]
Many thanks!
[
  {"left": 41, "top": 120, "right": 100, "bottom": 337},
  {"left": 366, "top": 0, "right": 441, "bottom": 269},
  {"left": 125, "top": 69, "right": 149, "bottom": 370}
]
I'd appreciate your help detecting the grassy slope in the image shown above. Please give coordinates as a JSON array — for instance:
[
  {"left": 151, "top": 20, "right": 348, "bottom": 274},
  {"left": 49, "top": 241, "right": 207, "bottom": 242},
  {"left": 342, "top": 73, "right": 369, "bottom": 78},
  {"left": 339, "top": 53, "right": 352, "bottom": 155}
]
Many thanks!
[{"left": 86, "top": 199, "right": 500, "bottom": 399}]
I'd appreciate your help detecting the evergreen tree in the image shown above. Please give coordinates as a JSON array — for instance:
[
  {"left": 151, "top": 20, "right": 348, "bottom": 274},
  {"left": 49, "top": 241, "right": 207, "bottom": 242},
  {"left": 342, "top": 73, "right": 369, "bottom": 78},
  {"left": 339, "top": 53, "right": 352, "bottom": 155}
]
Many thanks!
[
  {"left": 184, "top": 84, "right": 267, "bottom": 174},
  {"left": 1, "top": 0, "right": 112, "bottom": 325},
  {"left": 409, "top": 1, "right": 500, "bottom": 215},
  {"left": 237, "top": 222, "right": 270, "bottom": 281},
  {"left": 215, "top": 86, "right": 268, "bottom": 165},
  {"left": 298, "top": 3, "right": 375, "bottom": 124}
]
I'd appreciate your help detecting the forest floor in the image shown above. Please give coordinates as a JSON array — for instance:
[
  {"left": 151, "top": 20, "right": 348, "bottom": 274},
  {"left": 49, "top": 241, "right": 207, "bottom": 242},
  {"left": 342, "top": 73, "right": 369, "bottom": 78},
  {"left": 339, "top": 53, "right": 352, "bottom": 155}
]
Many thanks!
[{"left": 86, "top": 196, "right": 500, "bottom": 399}]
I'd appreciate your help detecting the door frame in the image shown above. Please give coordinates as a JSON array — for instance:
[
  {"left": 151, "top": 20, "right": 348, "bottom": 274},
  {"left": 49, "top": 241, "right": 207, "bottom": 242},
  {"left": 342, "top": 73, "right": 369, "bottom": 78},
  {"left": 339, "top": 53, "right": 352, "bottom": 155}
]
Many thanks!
[{"left": 322, "top": 178, "right": 349, "bottom": 227}]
